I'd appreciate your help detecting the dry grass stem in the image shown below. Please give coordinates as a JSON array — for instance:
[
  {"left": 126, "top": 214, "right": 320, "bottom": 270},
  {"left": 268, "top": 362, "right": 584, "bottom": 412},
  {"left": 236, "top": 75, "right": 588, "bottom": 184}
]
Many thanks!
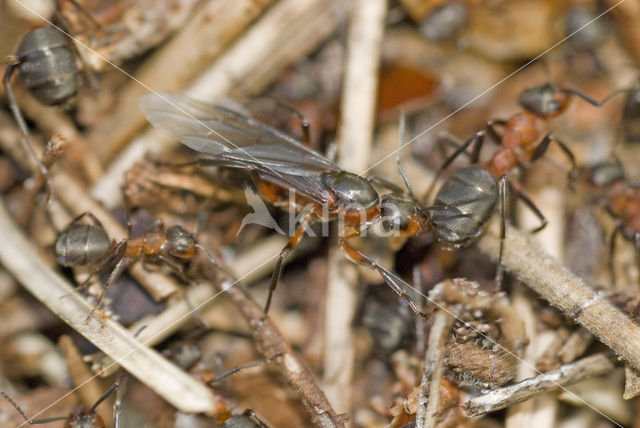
[
  {"left": 0, "top": 200, "right": 216, "bottom": 414},
  {"left": 88, "top": 0, "right": 275, "bottom": 161},
  {"left": 606, "top": 0, "right": 640, "bottom": 65},
  {"left": 462, "top": 353, "right": 616, "bottom": 417},
  {"left": 415, "top": 310, "right": 454, "bottom": 428},
  {"left": 91, "top": 0, "right": 343, "bottom": 209},
  {"left": 194, "top": 253, "right": 343, "bottom": 428},
  {"left": 58, "top": 335, "right": 113, "bottom": 426},
  {"left": 557, "top": 328, "right": 594, "bottom": 366},
  {"left": 477, "top": 222, "right": 640, "bottom": 372},
  {"left": 324, "top": 0, "right": 387, "bottom": 415},
  {"left": 624, "top": 365, "right": 640, "bottom": 400}
]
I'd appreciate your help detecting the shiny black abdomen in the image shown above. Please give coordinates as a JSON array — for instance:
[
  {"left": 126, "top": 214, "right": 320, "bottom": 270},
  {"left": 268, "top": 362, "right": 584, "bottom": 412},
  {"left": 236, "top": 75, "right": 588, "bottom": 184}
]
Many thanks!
[
  {"left": 429, "top": 166, "right": 498, "bottom": 244},
  {"left": 16, "top": 26, "right": 78, "bottom": 106},
  {"left": 55, "top": 223, "right": 110, "bottom": 267}
]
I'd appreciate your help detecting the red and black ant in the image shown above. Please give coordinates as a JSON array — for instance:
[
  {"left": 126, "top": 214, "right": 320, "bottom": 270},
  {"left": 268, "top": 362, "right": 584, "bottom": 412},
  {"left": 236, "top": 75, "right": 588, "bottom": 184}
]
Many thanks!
[
  {"left": 3, "top": 1, "right": 100, "bottom": 195},
  {"left": 581, "top": 160, "right": 640, "bottom": 310},
  {"left": 423, "top": 81, "right": 631, "bottom": 286},
  {"left": 138, "top": 92, "right": 522, "bottom": 319},
  {"left": 54, "top": 211, "right": 229, "bottom": 319},
  {"left": 0, "top": 379, "right": 120, "bottom": 427},
  {"left": 137, "top": 93, "right": 439, "bottom": 319}
]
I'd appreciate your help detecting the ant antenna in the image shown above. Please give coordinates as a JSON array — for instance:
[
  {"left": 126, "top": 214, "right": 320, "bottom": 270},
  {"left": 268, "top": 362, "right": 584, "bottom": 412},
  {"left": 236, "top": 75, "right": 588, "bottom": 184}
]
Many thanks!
[
  {"left": 195, "top": 243, "right": 238, "bottom": 285},
  {"left": 395, "top": 109, "right": 417, "bottom": 201},
  {"left": 0, "top": 390, "right": 67, "bottom": 425},
  {"left": 205, "top": 357, "right": 276, "bottom": 386}
]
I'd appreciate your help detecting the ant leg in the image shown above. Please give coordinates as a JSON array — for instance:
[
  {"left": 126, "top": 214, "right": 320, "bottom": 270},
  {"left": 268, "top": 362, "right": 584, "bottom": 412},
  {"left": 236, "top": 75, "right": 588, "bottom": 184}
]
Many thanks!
[
  {"left": 3, "top": 64, "right": 51, "bottom": 198},
  {"left": 0, "top": 390, "right": 68, "bottom": 424},
  {"left": 75, "top": 239, "right": 127, "bottom": 293},
  {"left": 531, "top": 133, "right": 577, "bottom": 177},
  {"left": 495, "top": 175, "right": 508, "bottom": 290},
  {"left": 157, "top": 254, "right": 190, "bottom": 283},
  {"left": 509, "top": 180, "right": 547, "bottom": 233},
  {"left": 271, "top": 98, "right": 311, "bottom": 146},
  {"left": 90, "top": 380, "right": 120, "bottom": 412},
  {"left": 3, "top": 65, "right": 29, "bottom": 140},
  {"left": 563, "top": 87, "right": 631, "bottom": 107},
  {"left": 437, "top": 131, "right": 474, "bottom": 160},
  {"left": 262, "top": 222, "right": 308, "bottom": 321},
  {"left": 113, "top": 376, "right": 128, "bottom": 428},
  {"left": 66, "top": 211, "right": 104, "bottom": 227},
  {"left": 241, "top": 409, "right": 270, "bottom": 428},
  {"left": 608, "top": 224, "right": 623, "bottom": 290},
  {"left": 205, "top": 356, "right": 275, "bottom": 386},
  {"left": 485, "top": 119, "right": 507, "bottom": 146},
  {"left": 86, "top": 250, "right": 131, "bottom": 321},
  {"left": 340, "top": 238, "right": 428, "bottom": 317},
  {"left": 413, "top": 266, "right": 426, "bottom": 355},
  {"left": 423, "top": 130, "right": 485, "bottom": 202}
]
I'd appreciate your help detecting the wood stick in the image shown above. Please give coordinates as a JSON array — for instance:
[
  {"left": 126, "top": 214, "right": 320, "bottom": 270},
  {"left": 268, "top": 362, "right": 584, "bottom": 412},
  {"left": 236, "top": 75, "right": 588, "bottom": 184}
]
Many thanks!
[
  {"left": 462, "top": 353, "right": 616, "bottom": 417},
  {"left": 193, "top": 233, "right": 343, "bottom": 428},
  {"left": 323, "top": 0, "right": 387, "bottom": 415},
  {"left": 477, "top": 222, "right": 640, "bottom": 372},
  {"left": 58, "top": 335, "right": 113, "bottom": 426},
  {"left": 415, "top": 310, "right": 454, "bottom": 428},
  {"left": 87, "top": 0, "right": 276, "bottom": 161},
  {"left": 0, "top": 200, "right": 216, "bottom": 414},
  {"left": 91, "top": 0, "right": 342, "bottom": 209}
]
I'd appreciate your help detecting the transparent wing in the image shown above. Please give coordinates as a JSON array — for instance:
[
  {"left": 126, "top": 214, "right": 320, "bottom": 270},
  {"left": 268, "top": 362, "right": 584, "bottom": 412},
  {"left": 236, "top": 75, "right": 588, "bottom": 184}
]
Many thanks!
[{"left": 138, "top": 92, "right": 341, "bottom": 203}]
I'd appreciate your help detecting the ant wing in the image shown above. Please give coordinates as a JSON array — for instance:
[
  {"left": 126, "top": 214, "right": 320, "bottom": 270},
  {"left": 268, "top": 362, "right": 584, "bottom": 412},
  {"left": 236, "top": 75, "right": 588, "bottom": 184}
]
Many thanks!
[{"left": 139, "top": 92, "right": 341, "bottom": 204}]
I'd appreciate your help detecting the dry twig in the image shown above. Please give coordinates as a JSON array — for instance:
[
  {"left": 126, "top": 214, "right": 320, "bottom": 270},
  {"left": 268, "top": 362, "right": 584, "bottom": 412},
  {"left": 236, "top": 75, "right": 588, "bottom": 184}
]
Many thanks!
[
  {"left": 477, "top": 222, "right": 640, "bottom": 372},
  {"left": 193, "top": 246, "right": 343, "bottom": 428},
  {"left": 415, "top": 310, "right": 454, "bottom": 428},
  {"left": 0, "top": 200, "right": 216, "bottom": 414},
  {"left": 91, "top": 0, "right": 344, "bottom": 208},
  {"left": 462, "top": 353, "right": 616, "bottom": 417},
  {"left": 324, "top": 0, "right": 387, "bottom": 415},
  {"left": 87, "top": 0, "right": 275, "bottom": 161}
]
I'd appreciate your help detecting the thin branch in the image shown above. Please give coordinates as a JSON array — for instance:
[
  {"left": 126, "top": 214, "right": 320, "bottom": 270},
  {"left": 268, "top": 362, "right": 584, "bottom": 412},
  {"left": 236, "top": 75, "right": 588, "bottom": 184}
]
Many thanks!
[
  {"left": 91, "top": 0, "right": 344, "bottom": 209},
  {"left": 193, "top": 242, "right": 344, "bottom": 428},
  {"left": 415, "top": 310, "right": 454, "bottom": 428},
  {"left": 462, "top": 353, "right": 616, "bottom": 417},
  {"left": 58, "top": 335, "right": 113, "bottom": 426},
  {"left": 0, "top": 200, "right": 216, "bottom": 414},
  {"left": 477, "top": 221, "right": 640, "bottom": 372},
  {"left": 86, "top": 0, "right": 276, "bottom": 161},
  {"left": 323, "top": 0, "right": 388, "bottom": 415}
]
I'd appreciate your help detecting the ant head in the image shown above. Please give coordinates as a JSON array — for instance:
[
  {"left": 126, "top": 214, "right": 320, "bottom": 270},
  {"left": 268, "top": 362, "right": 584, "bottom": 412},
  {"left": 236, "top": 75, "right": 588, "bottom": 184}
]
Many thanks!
[
  {"left": 322, "top": 172, "right": 379, "bottom": 211},
  {"left": 67, "top": 407, "right": 105, "bottom": 428},
  {"left": 165, "top": 226, "right": 197, "bottom": 259},
  {"left": 379, "top": 193, "right": 425, "bottom": 234},
  {"left": 518, "top": 83, "right": 570, "bottom": 119}
]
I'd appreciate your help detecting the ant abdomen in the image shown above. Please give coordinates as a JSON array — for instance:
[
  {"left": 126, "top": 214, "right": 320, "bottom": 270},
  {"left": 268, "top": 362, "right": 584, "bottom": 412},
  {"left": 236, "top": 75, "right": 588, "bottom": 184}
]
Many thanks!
[
  {"left": 429, "top": 166, "right": 498, "bottom": 244},
  {"left": 14, "top": 26, "right": 79, "bottom": 107},
  {"left": 55, "top": 223, "right": 110, "bottom": 267}
]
